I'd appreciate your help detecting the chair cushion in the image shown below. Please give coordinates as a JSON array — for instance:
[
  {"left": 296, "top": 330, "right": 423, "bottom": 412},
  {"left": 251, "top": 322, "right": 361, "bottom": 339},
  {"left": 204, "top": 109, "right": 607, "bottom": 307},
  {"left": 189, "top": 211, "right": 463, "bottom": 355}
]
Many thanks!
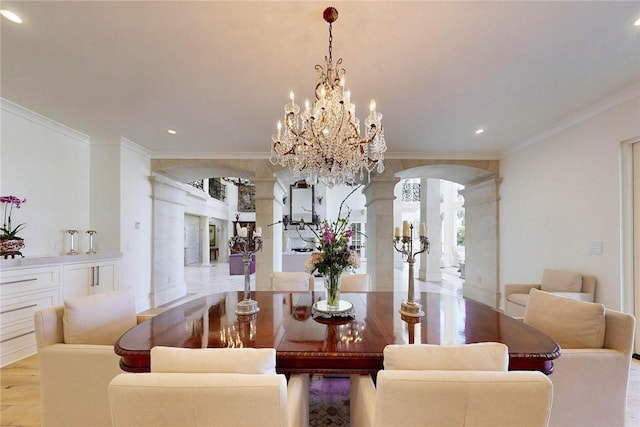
[
  {"left": 63, "top": 289, "right": 136, "bottom": 345},
  {"left": 383, "top": 342, "right": 509, "bottom": 371},
  {"left": 150, "top": 346, "right": 276, "bottom": 374},
  {"left": 541, "top": 269, "right": 582, "bottom": 292},
  {"left": 524, "top": 288, "right": 605, "bottom": 349}
]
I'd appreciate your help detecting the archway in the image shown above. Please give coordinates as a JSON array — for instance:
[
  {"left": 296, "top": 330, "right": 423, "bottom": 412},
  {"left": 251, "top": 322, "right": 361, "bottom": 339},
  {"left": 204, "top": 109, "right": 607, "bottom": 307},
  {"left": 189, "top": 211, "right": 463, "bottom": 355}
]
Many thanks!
[{"left": 394, "top": 163, "right": 501, "bottom": 307}]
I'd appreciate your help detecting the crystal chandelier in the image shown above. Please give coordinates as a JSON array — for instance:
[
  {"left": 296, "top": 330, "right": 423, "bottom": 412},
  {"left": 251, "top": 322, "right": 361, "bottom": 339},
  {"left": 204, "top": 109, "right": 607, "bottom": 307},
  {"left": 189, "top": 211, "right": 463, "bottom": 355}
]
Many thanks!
[{"left": 270, "top": 7, "right": 386, "bottom": 188}]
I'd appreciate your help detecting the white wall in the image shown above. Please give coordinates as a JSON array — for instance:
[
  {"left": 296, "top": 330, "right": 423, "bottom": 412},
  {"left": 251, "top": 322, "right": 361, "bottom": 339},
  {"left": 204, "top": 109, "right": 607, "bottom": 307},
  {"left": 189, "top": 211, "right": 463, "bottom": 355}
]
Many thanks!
[
  {"left": 1, "top": 100, "right": 90, "bottom": 256},
  {"left": 1, "top": 100, "right": 154, "bottom": 312},
  {"left": 500, "top": 95, "right": 640, "bottom": 310},
  {"left": 119, "top": 140, "right": 152, "bottom": 310}
]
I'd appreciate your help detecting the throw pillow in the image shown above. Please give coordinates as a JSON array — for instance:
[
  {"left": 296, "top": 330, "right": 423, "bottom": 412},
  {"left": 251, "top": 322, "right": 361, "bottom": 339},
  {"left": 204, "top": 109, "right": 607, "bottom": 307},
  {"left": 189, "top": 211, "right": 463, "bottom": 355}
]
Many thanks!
[
  {"left": 63, "top": 289, "right": 137, "bottom": 345},
  {"left": 540, "top": 269, "right": 582, "bottom": 292},
  {"left": 524, "top": 288, "right": 605, "bottom": 348}
]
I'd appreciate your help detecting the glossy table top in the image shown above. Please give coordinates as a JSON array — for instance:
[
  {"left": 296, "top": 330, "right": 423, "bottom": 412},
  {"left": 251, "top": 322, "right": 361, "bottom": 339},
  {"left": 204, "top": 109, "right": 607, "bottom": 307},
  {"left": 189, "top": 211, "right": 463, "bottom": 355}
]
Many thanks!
[{"left": 116, "top": 290, "right": 560, "bottom": 374}]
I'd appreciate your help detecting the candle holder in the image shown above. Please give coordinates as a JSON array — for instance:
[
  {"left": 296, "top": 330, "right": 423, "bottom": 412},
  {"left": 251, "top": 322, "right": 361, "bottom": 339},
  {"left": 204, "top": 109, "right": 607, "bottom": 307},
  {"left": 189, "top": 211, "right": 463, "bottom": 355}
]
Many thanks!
[
  {"left": 66, "top": 230, "right": 79, "bottom": 255},
  {"left": 229, "top": 229, "right": 263, "bottom": 315},
  {"left": 393, "top": 223, "right": 430, "bottom": 317},
  {"left": 86, "top": 230, "right": 97, "bottom": 254}
]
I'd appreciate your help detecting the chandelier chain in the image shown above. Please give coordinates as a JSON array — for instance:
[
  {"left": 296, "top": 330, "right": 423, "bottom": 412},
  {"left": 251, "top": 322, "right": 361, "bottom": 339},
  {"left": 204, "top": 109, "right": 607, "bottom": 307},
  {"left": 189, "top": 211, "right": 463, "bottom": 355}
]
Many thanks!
[{"left": 328, "top": 22, "right": 333, "bottom": 64}]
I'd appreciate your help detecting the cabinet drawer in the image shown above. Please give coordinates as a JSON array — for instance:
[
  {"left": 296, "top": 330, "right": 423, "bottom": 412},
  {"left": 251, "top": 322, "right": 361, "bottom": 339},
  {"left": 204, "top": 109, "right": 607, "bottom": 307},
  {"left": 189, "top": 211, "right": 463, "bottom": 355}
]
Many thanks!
[
  {"left": 0, "top": 291, "right": 59, "bottom": 332},
  {"left": 0, "top": 327, "right": 37, "bottom": 367},
  {"left": 0, "top": 266, "right": 60, "bottom": 297}
]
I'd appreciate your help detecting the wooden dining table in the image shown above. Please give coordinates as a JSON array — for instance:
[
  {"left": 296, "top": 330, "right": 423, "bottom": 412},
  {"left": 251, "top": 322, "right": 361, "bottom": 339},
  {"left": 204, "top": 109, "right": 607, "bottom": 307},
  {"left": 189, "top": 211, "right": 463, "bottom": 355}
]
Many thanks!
[{"left": 115, "top": 290, "right": 560, "bottom": 375}]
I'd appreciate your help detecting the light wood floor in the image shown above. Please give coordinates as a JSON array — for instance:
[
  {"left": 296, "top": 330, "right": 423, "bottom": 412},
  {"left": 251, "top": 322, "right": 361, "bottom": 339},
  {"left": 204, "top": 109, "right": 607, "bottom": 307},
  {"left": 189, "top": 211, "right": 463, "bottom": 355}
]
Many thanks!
[{"left": 1, "top": 264, "right": 639, "bottom": 426}]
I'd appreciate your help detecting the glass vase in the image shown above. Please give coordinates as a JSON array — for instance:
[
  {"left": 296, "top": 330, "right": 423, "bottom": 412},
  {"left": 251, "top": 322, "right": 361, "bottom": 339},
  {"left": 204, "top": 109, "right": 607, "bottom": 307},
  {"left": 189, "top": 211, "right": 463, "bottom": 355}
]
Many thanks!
[{"left": 322, "top": 269, "right": 343, "bottom": 310}]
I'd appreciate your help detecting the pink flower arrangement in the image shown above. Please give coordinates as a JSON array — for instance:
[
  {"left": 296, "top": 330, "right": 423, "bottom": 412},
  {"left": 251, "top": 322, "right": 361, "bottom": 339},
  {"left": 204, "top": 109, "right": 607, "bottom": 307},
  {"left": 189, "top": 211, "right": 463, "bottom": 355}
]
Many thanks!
[
  {"left": 304, "top": 187, "right": 361, "bottom": 276},
  {"left": 1, "top": 195, "right": 27, "bottom": 239}
]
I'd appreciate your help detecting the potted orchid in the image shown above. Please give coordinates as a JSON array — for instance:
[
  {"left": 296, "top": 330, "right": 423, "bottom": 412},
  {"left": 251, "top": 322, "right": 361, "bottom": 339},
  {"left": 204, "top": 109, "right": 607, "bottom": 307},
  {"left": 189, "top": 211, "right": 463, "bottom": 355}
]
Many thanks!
[
  {"left": 1, "top": 195, "right": 27, "bottom": 256},
  {"left": 304, "top": 187, "right": 361, "bottom": 309}
]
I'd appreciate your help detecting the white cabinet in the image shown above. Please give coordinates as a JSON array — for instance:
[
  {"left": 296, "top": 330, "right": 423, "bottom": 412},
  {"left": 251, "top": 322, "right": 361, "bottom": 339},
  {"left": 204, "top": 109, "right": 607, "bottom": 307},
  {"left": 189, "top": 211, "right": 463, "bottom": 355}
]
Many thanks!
[
  {"left": 0, "top": 253, "right": 121, "bottom": 367},
  {"left": 0, "top": 266, "right": 60, "bottom": 366},
  {"left": 62, "top": 261, "right": 119, "bottom": 300}
]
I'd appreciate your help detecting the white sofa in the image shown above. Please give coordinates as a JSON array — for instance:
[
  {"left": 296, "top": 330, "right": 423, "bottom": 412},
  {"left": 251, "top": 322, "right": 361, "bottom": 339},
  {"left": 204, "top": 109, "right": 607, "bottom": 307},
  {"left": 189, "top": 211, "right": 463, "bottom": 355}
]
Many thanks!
[
  {"left": 33, "top": 290, "right": 137, "bottom": 427},
  {"left": 505, "top": 268, "right": 596, "bottom": 317},
  {"left": 523, "top": 289, "right": 636, "bottom": 427}
]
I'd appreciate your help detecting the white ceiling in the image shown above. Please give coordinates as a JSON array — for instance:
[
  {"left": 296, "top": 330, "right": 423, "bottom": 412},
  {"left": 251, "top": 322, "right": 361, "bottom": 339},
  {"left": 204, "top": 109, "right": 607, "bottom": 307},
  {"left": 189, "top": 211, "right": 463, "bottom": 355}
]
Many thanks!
[{"left": 2, "top": 1, "right": 639, "bottom": 160}]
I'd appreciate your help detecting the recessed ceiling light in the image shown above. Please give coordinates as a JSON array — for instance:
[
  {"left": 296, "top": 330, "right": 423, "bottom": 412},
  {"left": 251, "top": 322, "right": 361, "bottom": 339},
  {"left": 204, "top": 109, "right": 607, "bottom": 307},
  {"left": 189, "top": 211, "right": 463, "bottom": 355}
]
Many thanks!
[
  {"left": 475, "top": 128, "right": 485, "bottom": 135},
  {"left": 167, "top": 129, "right": 177, "bottom": 135},
  {"left": 634, "top": 17, "right": 640, "bottom": 26},
  {"left": 1, "top": 10, "right": 23, "bottom": 24}
]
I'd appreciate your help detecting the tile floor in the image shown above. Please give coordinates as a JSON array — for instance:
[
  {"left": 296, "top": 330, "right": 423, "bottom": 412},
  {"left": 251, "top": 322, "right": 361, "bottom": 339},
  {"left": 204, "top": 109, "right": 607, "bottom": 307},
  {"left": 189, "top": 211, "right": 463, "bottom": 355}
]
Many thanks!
[{"left": 1, "top": 262, "right": 638, "bottom": 426}]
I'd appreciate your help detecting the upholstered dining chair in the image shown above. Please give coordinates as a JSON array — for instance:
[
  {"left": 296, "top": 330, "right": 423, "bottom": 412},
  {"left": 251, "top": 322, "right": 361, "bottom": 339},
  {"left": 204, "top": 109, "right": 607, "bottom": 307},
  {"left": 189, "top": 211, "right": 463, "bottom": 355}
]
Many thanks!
[
  {"left": 340, "top": 273, "right": 371, "bottom": 292},
  {"left": 109, "top": 347, "right": 309, "bottom": 427},
  {"left": 523, "top": 289, "right": 635, "bottom": 427},
  {"left": 270, "top": 271, "right": 313, "bottom": 292},
  {"left": 350, "top": 343, "right": 552, "bottom": 427},
  {"left": 34, "top": 289, "right": 137, "bottom": 427}
]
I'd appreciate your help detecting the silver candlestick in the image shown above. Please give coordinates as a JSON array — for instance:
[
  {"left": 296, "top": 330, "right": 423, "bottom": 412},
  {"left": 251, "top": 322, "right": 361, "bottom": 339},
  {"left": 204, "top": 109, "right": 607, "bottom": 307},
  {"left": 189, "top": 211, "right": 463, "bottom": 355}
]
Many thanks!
[
  {"left": 86, "top": 230, "right": 97, "bottom": 254},
  {"left": 393, "top": 223, "right": 430, "bottom": 317},
  {"left": 66, "top": 230, "right": 79, "bottom": 255},
  {"left": 229, "top": 229, "right": 263, "bottom": 315}
]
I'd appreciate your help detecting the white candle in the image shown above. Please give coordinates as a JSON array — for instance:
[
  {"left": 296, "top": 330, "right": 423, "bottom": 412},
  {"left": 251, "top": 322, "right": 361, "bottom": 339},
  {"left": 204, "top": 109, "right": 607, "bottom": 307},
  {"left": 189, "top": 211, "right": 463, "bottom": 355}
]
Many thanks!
[
  {"left": 419, "top": 222, "right": 426, "bottom": 237},
  {"left": 394, "top": 226, "right": 400, "bottom": 238},
  {"left": 402, "top": 220, "right": 409, "bottom": 237}
]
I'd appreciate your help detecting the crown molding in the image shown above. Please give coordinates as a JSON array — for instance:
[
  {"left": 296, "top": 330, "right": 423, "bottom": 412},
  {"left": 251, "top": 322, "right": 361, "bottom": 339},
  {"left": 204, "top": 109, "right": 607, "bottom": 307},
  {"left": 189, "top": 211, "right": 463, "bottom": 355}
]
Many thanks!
[
  {"left": 1, "top": 98, "right": 89, "bottom": 144},
  {"left": 503, "top": 82, "right": 640, "bottom": 157}
]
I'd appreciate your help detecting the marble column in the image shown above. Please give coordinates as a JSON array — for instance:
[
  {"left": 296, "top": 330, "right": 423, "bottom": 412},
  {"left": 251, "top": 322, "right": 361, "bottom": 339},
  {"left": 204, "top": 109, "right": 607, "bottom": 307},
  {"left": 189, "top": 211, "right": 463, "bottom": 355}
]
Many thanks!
[
  {"left": 363, "top": 176, "right": 400, "bottom": 291},
  {"left": 150, "top": 174, "right": 188, "bottom": 307},
  {"left": 419, "top": 178, "right": 442, "bottom": 282},
  {"left": 252, "top": 177, "right": 283, "bottom": 290},
  {"left": 459, "top": 177, "right": 502, "bottom": 308},
  {"left": 200, "top": 215, "right": 211, "bottom": 266}
]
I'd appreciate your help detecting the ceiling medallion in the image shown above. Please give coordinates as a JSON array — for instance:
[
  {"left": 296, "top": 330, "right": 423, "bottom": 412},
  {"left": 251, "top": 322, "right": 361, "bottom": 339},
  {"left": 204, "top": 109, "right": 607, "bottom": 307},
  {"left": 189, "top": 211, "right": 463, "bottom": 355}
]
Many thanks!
[{"left": 270, "top": 7, "right": 386, "bottom": 188}]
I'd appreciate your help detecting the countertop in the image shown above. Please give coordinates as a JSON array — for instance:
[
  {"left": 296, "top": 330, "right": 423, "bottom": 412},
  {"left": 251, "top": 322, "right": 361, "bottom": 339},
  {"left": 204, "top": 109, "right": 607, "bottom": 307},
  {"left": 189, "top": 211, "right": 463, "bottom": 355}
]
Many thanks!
[{"left": 0, "top": 252, "right": 123, "bottom": 269}]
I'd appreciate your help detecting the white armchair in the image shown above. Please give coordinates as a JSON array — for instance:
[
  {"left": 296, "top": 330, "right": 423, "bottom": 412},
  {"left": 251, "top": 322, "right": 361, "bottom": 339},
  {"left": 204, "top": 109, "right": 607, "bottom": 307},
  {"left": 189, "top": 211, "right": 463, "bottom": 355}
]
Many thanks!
[
  {"left": 33, "top": 289, "right": 137, "bottom": 427},
  {"left": 523, "top": 289, "right": 636, "bottom": 427},
  {"left": 351, "top": 343, "right": 525, "bottom": 427},
  {"left": 505, "top": 268, "right": 596, "bottom": 317},
  {"left": 109, "top": 346, "right": 309, "bottom": 427},
  {"left": 351, "top": 370, "right": 552, "bottom": 427}
]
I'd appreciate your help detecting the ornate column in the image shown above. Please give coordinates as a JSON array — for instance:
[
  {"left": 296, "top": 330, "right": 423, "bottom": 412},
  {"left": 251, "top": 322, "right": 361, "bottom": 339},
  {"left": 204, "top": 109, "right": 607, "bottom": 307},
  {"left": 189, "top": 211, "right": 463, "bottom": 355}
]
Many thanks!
[
  {"left": 459, "top": 176, "right": 502, "bottom": 308},
  {"left": 419, "top": 178, "right": 442, "bottom": 282},
  {"left": 252, "top": 177, "right": 281, "bottom": 290},
  {"left": 363, "top": 176, "right": 401, "bottom": 291}
]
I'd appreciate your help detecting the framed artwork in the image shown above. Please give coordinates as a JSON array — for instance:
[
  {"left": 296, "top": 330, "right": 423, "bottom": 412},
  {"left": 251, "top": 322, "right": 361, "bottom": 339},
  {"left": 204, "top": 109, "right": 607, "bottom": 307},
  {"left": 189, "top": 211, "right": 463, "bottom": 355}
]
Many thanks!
[{"left": 237, "top": 184, "right": 255, "bottom": 212}]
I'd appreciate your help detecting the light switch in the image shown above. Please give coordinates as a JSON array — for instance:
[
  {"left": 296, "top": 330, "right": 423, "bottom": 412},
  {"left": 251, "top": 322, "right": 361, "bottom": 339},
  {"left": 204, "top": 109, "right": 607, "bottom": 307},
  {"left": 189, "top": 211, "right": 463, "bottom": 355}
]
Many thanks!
[{"left": 589, "top": 241, "right": 603, "bottom": 255}]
